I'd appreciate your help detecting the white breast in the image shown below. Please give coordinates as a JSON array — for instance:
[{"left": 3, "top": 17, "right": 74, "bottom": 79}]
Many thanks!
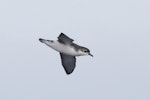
[{"left": 45, "top": 40, "right": 80, "bottom": 56}]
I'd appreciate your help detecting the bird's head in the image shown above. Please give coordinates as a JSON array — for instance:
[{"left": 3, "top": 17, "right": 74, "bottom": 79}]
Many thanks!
[{"left": 79, "top": 47, "right": 93, "bottom": 57}]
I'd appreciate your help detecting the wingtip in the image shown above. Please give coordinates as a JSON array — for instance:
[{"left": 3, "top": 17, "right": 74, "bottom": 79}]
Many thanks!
[
  {"left": 59, "top": 33, "right": 65, "bottom": 37},
  {"left": 60, "top": 32, "right": 64, "bottom": 35},
  {"left": 66, "top": 72, "right": 73, "bottom": 75},
  {"left": 65, "top": 69, "right": 74, "bottom": 75}
]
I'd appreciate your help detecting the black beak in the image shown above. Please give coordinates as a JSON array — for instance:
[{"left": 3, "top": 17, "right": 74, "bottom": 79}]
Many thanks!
[{"left": 89, "top": 53, "right": 93, "bottom": 57}]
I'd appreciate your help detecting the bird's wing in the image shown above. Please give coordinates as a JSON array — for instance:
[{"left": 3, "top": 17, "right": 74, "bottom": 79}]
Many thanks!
[
  {"left": 60, "top": 53, "right": 76, "bottom": 74},
  {"left": 58, "top": 33, "right": 74, "bottom": 44}
]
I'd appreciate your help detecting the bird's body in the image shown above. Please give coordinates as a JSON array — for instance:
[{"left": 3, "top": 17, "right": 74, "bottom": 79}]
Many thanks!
[
  {"left": 41, "top": 40, "right": 82, "bottom": 56},
  {"left": 39, "top": 33, "right": 93, "bottom": 75}
]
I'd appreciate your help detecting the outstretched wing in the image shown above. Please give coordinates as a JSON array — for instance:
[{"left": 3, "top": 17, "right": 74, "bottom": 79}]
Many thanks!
[
  {"left": 60, "top": 53, "right": 76, "bottom": 74},
  {"left": 58, "top": 33, "right": 74, "bottom": 44}
]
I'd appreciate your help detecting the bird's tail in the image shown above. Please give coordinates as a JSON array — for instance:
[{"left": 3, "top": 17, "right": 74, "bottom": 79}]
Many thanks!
[{"left": 39, "top": 38, "right": 45, "bottom": 43}]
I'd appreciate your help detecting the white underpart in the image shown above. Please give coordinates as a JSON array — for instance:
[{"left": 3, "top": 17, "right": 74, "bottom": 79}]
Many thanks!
[{"left": 44, "top": 40, "right": 82, "bottom": 56}]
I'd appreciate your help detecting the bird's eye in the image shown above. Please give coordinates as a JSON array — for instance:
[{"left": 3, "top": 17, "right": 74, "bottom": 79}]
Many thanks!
[
  {"left": 84, "top": 50, "right": 88, "bottom": 53},
  {"left": 81, "top": 49, "right": 89, "bottom": 53}
]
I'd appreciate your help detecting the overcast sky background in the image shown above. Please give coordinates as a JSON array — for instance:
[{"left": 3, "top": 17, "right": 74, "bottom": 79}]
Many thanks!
[{"left": 0, "top": 0, "right": 150, "bottom": 100}]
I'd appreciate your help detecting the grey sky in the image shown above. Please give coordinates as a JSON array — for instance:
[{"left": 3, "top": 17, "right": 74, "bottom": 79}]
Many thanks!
[{"left": 0, "top": 0, "right": 150, "bottom": 100}]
